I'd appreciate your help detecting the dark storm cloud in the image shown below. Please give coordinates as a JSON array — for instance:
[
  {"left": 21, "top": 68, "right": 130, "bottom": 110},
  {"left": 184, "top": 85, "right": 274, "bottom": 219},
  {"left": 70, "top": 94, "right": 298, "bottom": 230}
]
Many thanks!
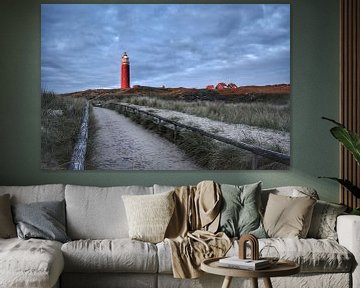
[{"left": 41, "top": 4, "right": 290, "bottom": 93}]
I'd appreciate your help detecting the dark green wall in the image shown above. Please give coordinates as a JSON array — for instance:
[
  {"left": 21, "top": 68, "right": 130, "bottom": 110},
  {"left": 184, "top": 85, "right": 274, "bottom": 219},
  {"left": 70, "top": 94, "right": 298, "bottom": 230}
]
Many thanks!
[{"left": 0, "top": 0, "right": 340, "bottom": 203}]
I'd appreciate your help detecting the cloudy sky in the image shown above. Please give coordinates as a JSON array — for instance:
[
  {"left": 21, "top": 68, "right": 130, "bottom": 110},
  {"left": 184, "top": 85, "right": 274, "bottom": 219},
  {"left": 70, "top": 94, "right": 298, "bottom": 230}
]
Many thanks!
[{"left": 41, "top": 4, "right": 290, "bottom": 93}]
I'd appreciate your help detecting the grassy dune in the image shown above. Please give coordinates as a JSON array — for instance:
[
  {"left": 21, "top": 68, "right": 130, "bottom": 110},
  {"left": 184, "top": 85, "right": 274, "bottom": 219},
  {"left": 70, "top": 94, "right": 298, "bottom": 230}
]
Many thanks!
[
  {"left": 41, "top": 90, "right": 88, "bottom": 169},
  {"left": 118, "top": 96, "right": 290, "bottom": 132}
]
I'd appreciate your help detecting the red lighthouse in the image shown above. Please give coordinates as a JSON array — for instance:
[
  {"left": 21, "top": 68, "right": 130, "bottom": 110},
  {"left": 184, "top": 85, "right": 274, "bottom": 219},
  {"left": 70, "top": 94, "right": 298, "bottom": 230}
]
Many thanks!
[{"left": 121, "top": 52, "right": 130, "bottom": 89}]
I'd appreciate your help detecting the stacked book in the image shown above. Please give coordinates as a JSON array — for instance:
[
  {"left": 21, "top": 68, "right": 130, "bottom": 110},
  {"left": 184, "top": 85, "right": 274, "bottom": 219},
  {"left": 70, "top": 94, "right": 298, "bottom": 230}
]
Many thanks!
[{"left": 218, "top": 257, "right": 271, "bottom": 270}]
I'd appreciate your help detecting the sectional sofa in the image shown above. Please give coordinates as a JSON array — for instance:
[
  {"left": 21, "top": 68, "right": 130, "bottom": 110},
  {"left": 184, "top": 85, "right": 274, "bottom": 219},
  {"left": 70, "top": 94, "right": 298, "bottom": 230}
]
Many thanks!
[{"left": 0, "top": 183, "right": 359, "bottom": 288}]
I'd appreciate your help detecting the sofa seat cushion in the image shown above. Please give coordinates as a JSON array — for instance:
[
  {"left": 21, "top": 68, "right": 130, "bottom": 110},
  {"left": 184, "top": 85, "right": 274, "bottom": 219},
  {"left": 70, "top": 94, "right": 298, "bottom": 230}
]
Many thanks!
[
  {"left": 0, "top": 238, "right": 64, "bottom": 288},
  {"left": 230, "top": 238, "right": 354, "bottom": 273},
  {"left": 61, "top": 239, "right": 158, "bottom": 273},
  {"left": 157, "top": 238, "right": 354, "bottom": 274},
  {"left": 260, "top": 238, "right": 353, "bottom": 272}
]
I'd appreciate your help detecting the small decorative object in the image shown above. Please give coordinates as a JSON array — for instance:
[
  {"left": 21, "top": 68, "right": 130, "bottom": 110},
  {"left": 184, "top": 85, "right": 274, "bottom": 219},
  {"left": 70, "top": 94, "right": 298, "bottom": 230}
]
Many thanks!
[
  {"left": 238, "top": 234, "right": 280, "bottom": 266},
  {"left": 259, "top": 245, "right": 280, "bottom": 265},
  {"left": 238, "top": 234, "right": 259, "bottom": 260}
]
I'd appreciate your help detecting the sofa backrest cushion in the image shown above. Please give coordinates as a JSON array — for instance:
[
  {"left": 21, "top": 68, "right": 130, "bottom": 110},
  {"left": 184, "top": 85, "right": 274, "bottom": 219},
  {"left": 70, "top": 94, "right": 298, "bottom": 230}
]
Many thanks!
[
  {"left": 261, "top": 186, "right": 319, "bottom": 213},
  {"left": 153, "top": 184, "right": 176, "bottom": 194},
  {"left": 65, "top": 185, "right": 154, "bottom": 239},
  {"left": 0, "top": 185, "right": 65, "bottom": 204}
]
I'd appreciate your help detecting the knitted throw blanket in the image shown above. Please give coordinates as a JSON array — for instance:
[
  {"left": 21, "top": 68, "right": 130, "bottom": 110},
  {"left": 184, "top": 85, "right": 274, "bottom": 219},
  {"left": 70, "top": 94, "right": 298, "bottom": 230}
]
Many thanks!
[{"left": 165, "top": 180, "right": 231, "bottom": 278}]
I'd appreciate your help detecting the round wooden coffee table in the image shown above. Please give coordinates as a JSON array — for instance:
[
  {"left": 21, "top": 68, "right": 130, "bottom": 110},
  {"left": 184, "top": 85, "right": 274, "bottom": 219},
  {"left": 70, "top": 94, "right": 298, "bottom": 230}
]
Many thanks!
[{"left": 201, "top": 257, "right": 300, "bottom": 288}]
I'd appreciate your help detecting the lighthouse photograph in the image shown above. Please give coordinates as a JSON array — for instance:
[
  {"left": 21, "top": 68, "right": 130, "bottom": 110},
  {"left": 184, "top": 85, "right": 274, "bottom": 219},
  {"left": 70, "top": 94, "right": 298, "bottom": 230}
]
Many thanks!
[{"left": 41, "top": 4, "right": 290, "bottom": 171}]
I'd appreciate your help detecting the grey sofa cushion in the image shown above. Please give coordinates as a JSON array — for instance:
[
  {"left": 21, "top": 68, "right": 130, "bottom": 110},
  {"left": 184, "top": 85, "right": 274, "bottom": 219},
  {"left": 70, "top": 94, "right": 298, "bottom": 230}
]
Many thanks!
[
  {"left": 0, "top": 184, "right": 65, "bottom": 204},
  {"left": 0, "top": 238, "right": 64, "bottom": 288},
  {"left": 62, "top": 239, "right": 158, "bottom": 273},
  {"left": 65, "top": 185, "right": 153, "bottom": 239},
  {"left": 12, "top": 200, "right": 70, "bottom": 243}
]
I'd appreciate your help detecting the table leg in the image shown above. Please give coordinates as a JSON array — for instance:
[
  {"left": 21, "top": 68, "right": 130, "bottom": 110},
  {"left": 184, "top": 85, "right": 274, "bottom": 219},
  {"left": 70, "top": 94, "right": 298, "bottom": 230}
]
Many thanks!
[
  {"left": 221, "top": 276, "right": 233, "bottom": 288},
  {"left": 263, "top": 277, "right": 273, "bottom": 288},
  {"left": 251, "top": 278, "right": 258, "bottom": 288}
]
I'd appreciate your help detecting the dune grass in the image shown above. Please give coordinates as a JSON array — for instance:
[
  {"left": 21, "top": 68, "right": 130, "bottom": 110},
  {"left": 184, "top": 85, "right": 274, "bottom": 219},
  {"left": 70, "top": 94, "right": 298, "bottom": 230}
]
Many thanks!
[
  {"left": 41, "top": 90, "right": 88, "bottom": 169},
  {"left": 118, "top": 96, "right": 290, "bottom": 132}
]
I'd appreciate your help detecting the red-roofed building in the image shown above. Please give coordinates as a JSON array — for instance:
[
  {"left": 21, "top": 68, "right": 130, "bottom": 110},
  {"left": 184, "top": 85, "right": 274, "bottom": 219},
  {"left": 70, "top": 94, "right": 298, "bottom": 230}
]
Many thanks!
[
  {"left": 227, "top": 83, "right": 238, "bottom": 89},
  {"left": 206, "top": 85, "right": 215, "bottom": 90},
  {"left": 216, "top": 82, "right": 228, "bottom": 90}
]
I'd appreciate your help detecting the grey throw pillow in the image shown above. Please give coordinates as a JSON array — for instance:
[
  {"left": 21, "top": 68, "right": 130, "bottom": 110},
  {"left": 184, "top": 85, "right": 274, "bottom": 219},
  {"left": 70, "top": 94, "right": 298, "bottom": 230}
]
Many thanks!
[
  {"left": 12, "top": 200, "right": 70, "bottom": 243},
  {"left": 307, "top": 200, "right": 347, "bottom": 240},
  {"left": 218, "top": 182, "right": 266, "bottom": 238}
]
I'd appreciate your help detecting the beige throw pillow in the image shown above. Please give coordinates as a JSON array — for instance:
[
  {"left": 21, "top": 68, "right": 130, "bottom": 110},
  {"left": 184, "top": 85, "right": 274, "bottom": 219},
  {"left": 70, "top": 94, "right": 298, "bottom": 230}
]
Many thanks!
[
  {"left": 0, "top": 194, "right": 17, "bottom": 238},
  {"left": 122, "top": 191, "right": 175, "bottom": 243},
  {"left": 263, "top": 193, "right": 316, "bottom": 238}
]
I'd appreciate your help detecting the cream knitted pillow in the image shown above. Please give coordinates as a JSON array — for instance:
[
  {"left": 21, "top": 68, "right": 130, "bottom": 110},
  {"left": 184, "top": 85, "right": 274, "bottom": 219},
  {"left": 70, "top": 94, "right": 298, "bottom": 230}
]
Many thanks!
[{"left": 122, "top": 191, "right": 175, "bottom": 243}]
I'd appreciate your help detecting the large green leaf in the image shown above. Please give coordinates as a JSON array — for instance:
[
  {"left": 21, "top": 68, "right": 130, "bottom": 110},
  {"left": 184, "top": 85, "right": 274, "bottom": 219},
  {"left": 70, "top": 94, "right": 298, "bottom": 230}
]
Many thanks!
[
  {"left": 318, "top": 177, "right": 360, "bottom": 198},
  {"left": 330, "top": 127, "right": 360, "bottom": 165},
  {"left": 322, "top": 117, "right": 360, "bottom": 165}
]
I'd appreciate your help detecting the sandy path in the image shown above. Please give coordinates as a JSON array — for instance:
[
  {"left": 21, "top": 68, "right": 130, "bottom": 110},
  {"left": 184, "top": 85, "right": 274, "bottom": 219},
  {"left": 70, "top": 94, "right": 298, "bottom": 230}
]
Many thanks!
[{"left": 91, "top": 107, "right": 199, "bottom": 170}]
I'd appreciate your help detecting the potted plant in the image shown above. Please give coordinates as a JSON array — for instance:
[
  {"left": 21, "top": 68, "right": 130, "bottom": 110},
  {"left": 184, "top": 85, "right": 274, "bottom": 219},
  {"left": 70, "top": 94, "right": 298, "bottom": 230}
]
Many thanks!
[{"left": 320, "top": 117, "right": 360, "bottom": 215}]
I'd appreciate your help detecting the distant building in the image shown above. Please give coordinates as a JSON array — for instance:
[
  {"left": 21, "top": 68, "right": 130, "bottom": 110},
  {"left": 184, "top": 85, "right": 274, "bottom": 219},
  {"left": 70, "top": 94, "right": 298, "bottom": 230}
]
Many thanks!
[
  {"left": 216, "top": 82, "right": 228, "bottom": 90},
  {"left": 206, "top": 85, "right": 215, "bottom": 90},
  {"left": 121, "top": 52, "right": 130, "bottom": 89},
  {"left": 227, "top": 83, "right": 238, "bottom": 89}
]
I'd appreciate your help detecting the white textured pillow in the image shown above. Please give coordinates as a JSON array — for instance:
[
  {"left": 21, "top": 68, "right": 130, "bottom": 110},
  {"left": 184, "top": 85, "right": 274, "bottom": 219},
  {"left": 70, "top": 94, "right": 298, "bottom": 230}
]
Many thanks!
[
  {"left": 122, "top": 191, "right": 175, "bottom": 243},
  {"left": 307, "top": 200, "right": 347, "bottom": 240}
]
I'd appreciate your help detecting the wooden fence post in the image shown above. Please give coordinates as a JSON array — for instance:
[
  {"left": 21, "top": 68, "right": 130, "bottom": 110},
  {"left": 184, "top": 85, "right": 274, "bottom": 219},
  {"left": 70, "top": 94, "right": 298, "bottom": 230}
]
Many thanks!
[{"left": 69, "top": 101, "right": 90, "bottom": 170}]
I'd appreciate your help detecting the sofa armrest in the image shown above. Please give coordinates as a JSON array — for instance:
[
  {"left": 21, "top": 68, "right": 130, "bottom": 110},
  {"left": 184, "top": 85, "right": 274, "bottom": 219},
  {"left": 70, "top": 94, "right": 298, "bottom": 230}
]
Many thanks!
[{"left": 337, "top": 215, "right": 360, "bottom": 288}]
